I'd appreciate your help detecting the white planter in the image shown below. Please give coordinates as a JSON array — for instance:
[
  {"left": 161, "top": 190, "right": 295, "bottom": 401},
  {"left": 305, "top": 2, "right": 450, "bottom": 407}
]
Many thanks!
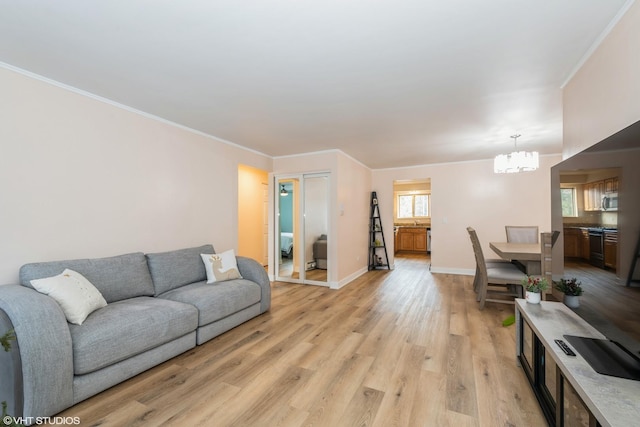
[
  {"left": 564, "top": 294, "right": 580, "bottom": 308},
  {"left": 525, "top": 291, "right": 541, "bottom": 304}
]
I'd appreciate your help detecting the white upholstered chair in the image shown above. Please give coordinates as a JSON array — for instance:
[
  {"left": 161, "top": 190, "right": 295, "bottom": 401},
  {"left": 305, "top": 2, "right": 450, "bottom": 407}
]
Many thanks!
[
  {"left": 467, "top": 227, "right": 527, "bottom": 309},
  {"left": 505, "top": 225, "right": 539, "bottom": 244}
]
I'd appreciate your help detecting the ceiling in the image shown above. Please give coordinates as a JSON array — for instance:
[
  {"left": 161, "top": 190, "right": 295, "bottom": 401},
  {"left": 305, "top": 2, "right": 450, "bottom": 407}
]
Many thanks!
[{"left": 0, "top": 1, "right": 632, "bottom": 169}]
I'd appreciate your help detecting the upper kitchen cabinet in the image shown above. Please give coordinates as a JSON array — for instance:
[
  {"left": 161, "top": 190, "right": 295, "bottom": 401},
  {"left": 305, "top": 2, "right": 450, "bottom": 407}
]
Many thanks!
[
  {"left": 604, "top": 177, "right": 619, "bottom": 193},
  {"left": 582, "top": 175, "right": 619, "bottom": 211},
  {"left": 583, "top": 180, "right": 603, "bottom": 211}
]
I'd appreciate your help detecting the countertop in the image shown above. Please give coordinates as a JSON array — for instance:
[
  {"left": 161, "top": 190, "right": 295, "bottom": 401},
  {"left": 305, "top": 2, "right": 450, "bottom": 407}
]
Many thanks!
[{"left": 564, "top": 225, "right": 617, "bottom": 232}]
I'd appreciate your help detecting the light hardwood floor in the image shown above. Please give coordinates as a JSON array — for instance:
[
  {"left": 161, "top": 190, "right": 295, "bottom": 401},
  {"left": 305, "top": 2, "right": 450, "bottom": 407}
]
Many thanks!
[{"left": 50, "top": 254, "right": 546, "bottom": 426}]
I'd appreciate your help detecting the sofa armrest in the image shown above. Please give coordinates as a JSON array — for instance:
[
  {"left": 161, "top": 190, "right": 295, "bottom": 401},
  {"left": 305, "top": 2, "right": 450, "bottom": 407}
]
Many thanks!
[
  {"left": 236, "top": 257, "right": 271, "bottom": 313},
  {"left": 0, "top": 285, "right": 74, "bottom": 421}
]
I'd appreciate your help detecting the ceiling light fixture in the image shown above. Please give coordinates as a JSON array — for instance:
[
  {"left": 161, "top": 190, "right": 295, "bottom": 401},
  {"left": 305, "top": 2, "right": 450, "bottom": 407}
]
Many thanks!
[
  {"left": 280, "top": 184, "right": 288, "bottom": 197},
  {"left": 494, "top": 134, "right": 539, "bottom": 173}
]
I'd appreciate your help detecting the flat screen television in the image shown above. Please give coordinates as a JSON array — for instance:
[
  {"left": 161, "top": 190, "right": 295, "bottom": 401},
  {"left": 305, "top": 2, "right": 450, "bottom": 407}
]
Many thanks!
[{"left": 551, "top": 119, "right": 640, "bottom": 378}]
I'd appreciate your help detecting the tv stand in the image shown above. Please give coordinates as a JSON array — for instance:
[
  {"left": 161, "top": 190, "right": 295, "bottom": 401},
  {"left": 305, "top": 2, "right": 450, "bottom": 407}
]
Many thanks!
[{"left": 515, "top": 300, "right": 640, "bottom": 426}]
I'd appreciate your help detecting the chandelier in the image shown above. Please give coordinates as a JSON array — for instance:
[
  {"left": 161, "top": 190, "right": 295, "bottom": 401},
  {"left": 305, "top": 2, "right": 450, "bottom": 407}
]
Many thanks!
[{"left": 494, "top": 134, "right": 539, "bottom": 173}]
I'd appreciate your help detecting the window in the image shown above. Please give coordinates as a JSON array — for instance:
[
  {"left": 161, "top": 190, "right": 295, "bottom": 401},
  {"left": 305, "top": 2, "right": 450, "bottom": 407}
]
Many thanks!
[
  {"left": 561, "top": 188, "right": 577, "bottom": 217},
  {"left": 397, "top": 193, "right": 430, "bottom": 218}
]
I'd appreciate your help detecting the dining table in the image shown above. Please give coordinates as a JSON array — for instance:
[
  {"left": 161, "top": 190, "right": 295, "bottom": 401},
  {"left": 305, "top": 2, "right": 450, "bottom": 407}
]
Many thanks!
[{"left": 489, "top": 241, "right": 541, "bottom": 275}]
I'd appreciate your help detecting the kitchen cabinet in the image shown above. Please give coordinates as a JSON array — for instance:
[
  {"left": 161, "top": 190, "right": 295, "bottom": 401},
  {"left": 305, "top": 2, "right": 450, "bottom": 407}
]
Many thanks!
[
  {"left": 583, "top": 177, "right": 618, "bottom": 211},
  {"left": 563, "top": 228, "right": 591, "bottom": 260},
  {"left": 604, "top": 230, "right": 617, "bottom": 270},
  {"left": 583, "top": 180, "right": 604, "bottom": 211},
  {"left": 396, "top": 227, "right": 428, "bottom": 252},
  {"left": 563, "top": 228, "right": 581, "bottom": 258},
  {"left": 604, "top": 177, "right": 619, "bottom": 193},
  {"left": 581, "top": 229, "right": 590, "bottom": 260},
  {"left": 394, "top": 229, "right": 398, "bottom": 254}
]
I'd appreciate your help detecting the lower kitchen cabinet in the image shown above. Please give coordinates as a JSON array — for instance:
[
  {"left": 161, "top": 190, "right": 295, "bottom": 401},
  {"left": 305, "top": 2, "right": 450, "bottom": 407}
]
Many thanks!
[
  {"left": 396, "top": 227, "right": 428, "bottom": 252},
  {"left": 580, "top": 229, "right": 590, "bottom": 261},
  {"left": 604, "top": 231, "right": 617, "bottom": 270},
  {"left": 564, "top": 228, "right": 581, "bottom": 258}
]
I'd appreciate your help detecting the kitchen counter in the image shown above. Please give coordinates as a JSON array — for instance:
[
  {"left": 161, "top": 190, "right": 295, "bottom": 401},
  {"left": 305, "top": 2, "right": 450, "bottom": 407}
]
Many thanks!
[{"left": 563, "top": 225, "right": 617, "bottom": 231}]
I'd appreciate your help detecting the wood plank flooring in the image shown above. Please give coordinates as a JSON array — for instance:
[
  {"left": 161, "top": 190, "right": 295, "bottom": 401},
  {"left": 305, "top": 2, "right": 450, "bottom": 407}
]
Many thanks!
[
  {"left": 564, "top": 259, "right": 640, "bottom": 348},
  {"left": 50, "top": 254, "right": 546, "bottom": 426}
]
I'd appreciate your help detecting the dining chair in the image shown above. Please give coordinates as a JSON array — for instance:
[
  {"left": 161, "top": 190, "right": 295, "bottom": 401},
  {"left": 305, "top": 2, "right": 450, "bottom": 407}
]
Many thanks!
[
  {"left": 466, "top": 227, "right": 512, "bottom": 293},
  {"left": 538, "top": 232, "right": 553, "bottom": 297},
  {"left": 467, "top": 227, "right": 527, "bottom": 309},
  {"left": 505, "top": 225, "right": 539, "bottom": 243}
]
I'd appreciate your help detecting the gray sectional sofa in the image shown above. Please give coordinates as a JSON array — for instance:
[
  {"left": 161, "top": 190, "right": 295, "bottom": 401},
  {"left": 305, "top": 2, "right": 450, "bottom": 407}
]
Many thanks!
[{"left": 0, "top": 244, "right": 270, "bottom": 423}]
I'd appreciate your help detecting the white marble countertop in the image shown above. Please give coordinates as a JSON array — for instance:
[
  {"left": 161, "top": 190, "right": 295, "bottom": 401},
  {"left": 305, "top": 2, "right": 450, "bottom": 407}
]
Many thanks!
[{"left": 516, "top": 299, "right": 640, "bottom": 427}]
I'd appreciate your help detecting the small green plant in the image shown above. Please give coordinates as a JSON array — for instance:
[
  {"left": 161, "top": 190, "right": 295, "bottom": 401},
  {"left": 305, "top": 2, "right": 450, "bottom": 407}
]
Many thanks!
[
  {"left": 1, "top": 329, "right": 16, "bottom": 352},
  {"left": 1, "top": 329, "right": 21, "bottom": 427},
  {"left": 521, "top": 275, "right": 549, "bottom": 293},
  {"left": 554, "top": 277, "right": 583, "bottom": 296}
]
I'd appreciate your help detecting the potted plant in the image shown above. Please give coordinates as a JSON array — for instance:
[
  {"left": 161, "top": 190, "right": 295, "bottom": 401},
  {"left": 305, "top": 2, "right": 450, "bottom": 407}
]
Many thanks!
[
  {"left": 554, "top": 277, "right": 583, "bottom": 308},
  {"left": 521, "top": 275, "right": 549, "bottom": 304}
]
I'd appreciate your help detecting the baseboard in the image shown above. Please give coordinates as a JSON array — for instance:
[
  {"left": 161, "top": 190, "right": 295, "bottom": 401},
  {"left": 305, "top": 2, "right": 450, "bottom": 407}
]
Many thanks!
[
  {"left": 332, "top": 266, "right": 369, "bottom": 289},
  {"left": 429, "top": 266, "right": 474, "bottom": 276}
]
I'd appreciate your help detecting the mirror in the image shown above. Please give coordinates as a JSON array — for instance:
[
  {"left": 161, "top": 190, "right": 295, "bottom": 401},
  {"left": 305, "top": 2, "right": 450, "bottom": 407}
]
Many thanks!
[
  {"left": 276, "top": 178, "right": 300, "bottom": 281},
  {"left": 304, "top": 175, "right": 329, "bottom": 284},
  {"left": 275, "top": 174, "right": 331, "bottom": 285},
  {"left": 551, "top": 119, "right": 640, "bottom": 353}
]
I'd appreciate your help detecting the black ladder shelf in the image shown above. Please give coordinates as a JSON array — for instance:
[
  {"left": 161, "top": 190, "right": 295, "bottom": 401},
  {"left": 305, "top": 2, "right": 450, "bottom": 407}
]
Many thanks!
[
  {"left": 627, "top": 231, "right": 640, "bottom": 286},
  {"left": 369, "top": 191, "right": 390, "bottom": 270}
]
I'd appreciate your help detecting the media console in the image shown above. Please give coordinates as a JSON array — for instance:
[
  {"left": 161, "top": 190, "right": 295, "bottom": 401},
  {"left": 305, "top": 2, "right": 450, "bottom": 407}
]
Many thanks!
[{"left": 515, "top": 299, "right": 640, "bottom": 426}]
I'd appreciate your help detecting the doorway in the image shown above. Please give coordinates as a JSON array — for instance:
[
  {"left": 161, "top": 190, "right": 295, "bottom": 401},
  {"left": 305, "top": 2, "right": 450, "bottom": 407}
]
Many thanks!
[
  {"left": 275, "top": 173, "right": 330, "bottom": 285},
  {"left": 392, "top": 179, "right": 432, "bottom": 264},
  {"left": 238, "top": 164, "right": 269, "bottom": 265}
]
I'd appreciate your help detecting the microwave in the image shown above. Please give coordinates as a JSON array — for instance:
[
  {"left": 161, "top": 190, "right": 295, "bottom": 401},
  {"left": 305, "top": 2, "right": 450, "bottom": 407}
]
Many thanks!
[{"left": 602, "top": 193, "right": 618, "bottom": 211}]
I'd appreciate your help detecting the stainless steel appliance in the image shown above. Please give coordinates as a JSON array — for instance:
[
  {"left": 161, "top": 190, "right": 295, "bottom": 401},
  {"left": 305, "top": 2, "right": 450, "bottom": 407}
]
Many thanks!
[
  {"left": 602, "top": 192, "right": 618, "bottom": 211},
  {"left": 589, "top": 228, "right": 604, "bottom": 268}
]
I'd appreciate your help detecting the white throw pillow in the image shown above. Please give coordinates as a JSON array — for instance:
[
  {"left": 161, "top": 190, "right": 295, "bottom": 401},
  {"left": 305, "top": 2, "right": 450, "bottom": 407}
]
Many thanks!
[
  {"left": 30, "top": 269, "right": 108, "bottom": 325},
  {"left": 200, "top": 249, "right": 243, "bottom": 283}
]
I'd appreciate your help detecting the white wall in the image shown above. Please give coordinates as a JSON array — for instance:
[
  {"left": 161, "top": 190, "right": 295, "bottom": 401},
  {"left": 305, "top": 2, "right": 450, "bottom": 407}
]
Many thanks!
[
  {"left": 0, "top": 67, "right": 272, "bottom": 284},
  {"left": 563, "top": 1, "right": 640, "bottom": 158},
  {"left": 373, "top": 155, "right": 562, "bottom": 274},
  {"left": 336, "top": 152, "right": 372, "bottom": 283}
]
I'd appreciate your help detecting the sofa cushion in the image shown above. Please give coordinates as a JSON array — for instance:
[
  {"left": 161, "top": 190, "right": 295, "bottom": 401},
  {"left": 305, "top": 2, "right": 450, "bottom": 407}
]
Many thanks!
[
  {"left": 158, "top": 279, "right": 261, "bottom": 326},
  {"left": 69, "top": 297, "right": 198, "bottom": 375},
  {"left": 20, "top": 252, "right": 155, "bottom": 303},
  {"left": 30, "top": 269, "right": 107, "bottom": 325},
  {"left": 200, "top": 249, "right": 242, "bottom": 283},
  {"left": 146, "top": 244, "right": 214, "bottom": 296}
]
